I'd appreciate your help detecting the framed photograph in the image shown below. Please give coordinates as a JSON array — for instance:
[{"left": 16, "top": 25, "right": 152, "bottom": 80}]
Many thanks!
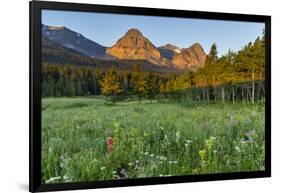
[{"left": 30, "top": 1, "right": 271, "bottom": 192}]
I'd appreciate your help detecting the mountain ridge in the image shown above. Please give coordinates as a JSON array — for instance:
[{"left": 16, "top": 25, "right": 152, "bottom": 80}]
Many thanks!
[
  {"left": 42, "top": 24, "right": 207, "bottom": 70},
  {"left": 42, "top": 24, "right": 108, "bottom": 58}
]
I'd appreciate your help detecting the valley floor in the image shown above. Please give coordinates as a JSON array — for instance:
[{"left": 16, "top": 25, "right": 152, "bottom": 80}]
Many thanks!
[{"left": 42, "top": 97, "right": 265, "bottom": 183}]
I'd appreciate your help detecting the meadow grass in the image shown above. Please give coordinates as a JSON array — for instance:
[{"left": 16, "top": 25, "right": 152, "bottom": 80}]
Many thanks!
[{"left": 42, "top": 97, "right": 265, "bottom": 183}]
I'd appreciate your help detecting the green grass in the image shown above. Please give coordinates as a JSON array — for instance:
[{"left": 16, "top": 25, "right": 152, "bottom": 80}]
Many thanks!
[{"left": 42, "top": 97, "right": 265, "bottom": 184}]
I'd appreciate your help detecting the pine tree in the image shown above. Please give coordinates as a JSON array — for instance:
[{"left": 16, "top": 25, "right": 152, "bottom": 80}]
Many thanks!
[
  {"left": 159, "top": 80, "right": 166, "bottom": 96},
  {"left": 75, "top": 79, "right": 82, "bottom": 96},
  {"left": 64, "top": 77, "right": 75, "bottom": 96},
  {"left": 134, "top": 74, "right": 147, "bottom": 104},
  {"left": 165, "top": 79, "right": 173, "bottom": 94},
  {"left": 99, "top": 70, "right": 123, "bottom": 104},
  {"left": 204, "top": 43, "right": 219, "bottom": 101},
  {"left": 207, "top": 43, "right": 218, "bottom": 64},
  {"left": 146, "top": 73, "right": 159, "bottom": 103}
]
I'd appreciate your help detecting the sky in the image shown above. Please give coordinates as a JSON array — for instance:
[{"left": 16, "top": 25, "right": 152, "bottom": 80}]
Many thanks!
[{"left": 42, "top": 10, "right": 265, "bottom": 56}]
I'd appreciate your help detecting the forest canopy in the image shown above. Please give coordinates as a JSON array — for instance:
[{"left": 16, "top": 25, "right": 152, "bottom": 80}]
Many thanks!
[{"left": 42, "top": 34, "right": 265, "bottom": 104}]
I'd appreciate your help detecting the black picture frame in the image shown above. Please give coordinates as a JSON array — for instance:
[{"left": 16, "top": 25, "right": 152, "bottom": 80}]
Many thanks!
[{"left": 29, "top": 1, "right": 271, "bottom": 192}]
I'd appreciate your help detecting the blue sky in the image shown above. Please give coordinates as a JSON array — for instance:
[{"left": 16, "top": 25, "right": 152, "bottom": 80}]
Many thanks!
[{"left": 42, "top": 10, "right": 264, "bottom": 56}]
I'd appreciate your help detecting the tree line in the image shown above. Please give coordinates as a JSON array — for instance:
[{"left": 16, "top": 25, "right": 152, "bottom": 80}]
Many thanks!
[{"left": 42, "top": 34, "right": 265, "bottom": 104}]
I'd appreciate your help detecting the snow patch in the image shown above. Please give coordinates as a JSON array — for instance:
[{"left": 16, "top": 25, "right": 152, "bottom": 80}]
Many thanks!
[
  {"left": 63, "top": 43, "right": 75, "bottom": 49},
  {"left": 76, "top": 32, "right": 81, "bottom": 37},
  {"left": 174, "top": 48, "right": 181, "bottom": 53},
  {"left": 48, "top": 26, "right": 65, "bottom": 30}
]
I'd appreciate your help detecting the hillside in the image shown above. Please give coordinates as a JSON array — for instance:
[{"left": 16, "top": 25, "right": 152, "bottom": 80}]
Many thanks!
[{"left": 42, "top": 24, "right": 207, "bottom": 71}]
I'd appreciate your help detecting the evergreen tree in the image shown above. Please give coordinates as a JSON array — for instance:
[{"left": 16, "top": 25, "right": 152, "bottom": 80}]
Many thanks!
[
  {"left": 64, "top": 77, "right": 75, "bottom": 96},
  {"left": 159, "top": 80, "right": 166, "bottom": 96},
  {"left": 146, "top": 73, "right": 159, "bottom": 103},
  {"left": 134, "top": 73, "right": 147, "bottom": 104},
  {"left": 99, "top": 70, "right": 123, "bottom": 104}
]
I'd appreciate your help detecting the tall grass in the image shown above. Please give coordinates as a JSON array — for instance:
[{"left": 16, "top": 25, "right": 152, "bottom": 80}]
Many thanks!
[{"left": 42, "top": 97, "right": 265, "bottom": 183}]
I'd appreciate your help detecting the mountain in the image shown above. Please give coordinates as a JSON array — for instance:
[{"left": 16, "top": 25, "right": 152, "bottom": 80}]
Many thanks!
[
  {"left": 172, "top": 43, "right": 206, "bottom": 70},
  {"left": 106, "top": 29, "right": 163, "bottom": 65},
  {"left": 42, "top": 37, "right": 179, "bottom": 73},
  {"left": 41, "top": 37, "right": 96, "bottom": 66},
  {"left": 158, "top": 44, "right": 181, "bottom": 60},
  {"left": 42, "top": 25, "right": 206, "bottom": 71},
  {"left": 42, "top": 24, "right": 107, "bottom": 58}
]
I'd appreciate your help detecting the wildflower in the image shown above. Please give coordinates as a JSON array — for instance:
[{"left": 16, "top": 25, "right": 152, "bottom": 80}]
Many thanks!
[
  {"left": 128, "top": 162, "right": 134, "bottom": 166},
  {"left": 100, "top": 167, "right": 106, "bottom": 171},
  {"left": 112, "top": 171, "right": 117, "bottom": 174},
  {"left": 45, "top": 176, "right": 61, "bottom": 184},
  {"left": 60, "top": 155, "right": 64, "bottom": 161},
  {"left": 185, "top": 139, "right": 193, "bottom": 144},
  {"left": 106, "top": 136, "right": 114, "bottom": 154},
  {"left": 199, "top": 149, "right": 207, "bottom": 160},
  {"left": 143, "top": 131, "right": 149, "bottom": 138},
  {"left": 243, "top": 130, "right": 257, "bottom": 141},
  {"left": 135, "top": 160, "right": 139, "bottom": 164},
  {"left": 240, "top": 139, "right": 247, "bottom": 144},
  {"left": 176, "top": 131, "right": 181, "bottom": 142},
  {"left": 144, "top": 151, "right": 149, "bottom": 155},
  {"left": 192, "top": 169, "right": 199, "bottom": 174},
  {"left": 235, "top": 146, "right": 241, "bottom": 153},
  {"left": 205, "top": 136, "right": 216, "bottom": 150},
  {"left": 113, "top": 122, "right": 120, "bottom": 128},
  {"left": 159, "top": 156, "right": 167, "bottom": 161},
  {"left": 63, "top": 175, "right": 69, "bottom": 180},
  {"left": 117, "top": 167, "right": 127, "bottom": 178}
]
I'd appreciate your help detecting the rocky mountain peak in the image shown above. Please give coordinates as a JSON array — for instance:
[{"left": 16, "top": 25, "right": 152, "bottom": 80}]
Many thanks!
[
  {"left": 106, "top": 28, "right": 162, "bottom": 65},
  {"left": 125, "top": 28, "right": 143, "bottom": 36},
  {"left": 161, "top": 43, "right": 179, "bottom": 50},
  {"left": 172, "top": 43, "right": 206, "bottom": 70}
]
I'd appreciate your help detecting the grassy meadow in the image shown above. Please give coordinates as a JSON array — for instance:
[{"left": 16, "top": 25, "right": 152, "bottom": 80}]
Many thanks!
[{"left": 42, "top": 97, "right": 265, "bottom": 183}]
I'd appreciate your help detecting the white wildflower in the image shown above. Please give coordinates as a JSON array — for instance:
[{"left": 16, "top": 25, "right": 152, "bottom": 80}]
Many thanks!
[
  {"left": 176, "top": 131, "right": 181, "bottom": 142},
  {"left": 235, "top": 146, "right": 241, "bottom": 153},
  {"left": 45, "top": 176, "right": 61, "bottom": 183},
  {"left": 160, "top": 156, "right": 167, "bottom": 161},
  {"left": 112, "top": 171, "right": 117, "bottom": 174}
]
